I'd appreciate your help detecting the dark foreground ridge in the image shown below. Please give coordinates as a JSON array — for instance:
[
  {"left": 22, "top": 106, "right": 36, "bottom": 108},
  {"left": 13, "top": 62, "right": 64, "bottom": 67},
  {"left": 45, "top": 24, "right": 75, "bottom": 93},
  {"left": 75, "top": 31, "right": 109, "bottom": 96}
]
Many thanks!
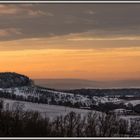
[{"left": 0, "top": 72, "right": 32, "bottom": 88}]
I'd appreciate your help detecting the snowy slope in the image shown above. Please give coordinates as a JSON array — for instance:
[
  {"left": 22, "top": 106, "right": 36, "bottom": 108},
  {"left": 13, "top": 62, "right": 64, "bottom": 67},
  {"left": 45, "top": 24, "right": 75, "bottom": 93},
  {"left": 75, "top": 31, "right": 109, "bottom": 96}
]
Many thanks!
[
  {"left": 1, "top": 85, "right": 139, "bottom": 110},
  {"left": 92, "top": 96, "right": 122, "bottom": 105},
  {"left": 0, "top": 86, "right": 124, "bottom": 107},
  {"left": 125, "top": 100, "right": 140, "bottom": 106},
  {"left": 1, "top": 98, "right": 91, "bottom": 118}
]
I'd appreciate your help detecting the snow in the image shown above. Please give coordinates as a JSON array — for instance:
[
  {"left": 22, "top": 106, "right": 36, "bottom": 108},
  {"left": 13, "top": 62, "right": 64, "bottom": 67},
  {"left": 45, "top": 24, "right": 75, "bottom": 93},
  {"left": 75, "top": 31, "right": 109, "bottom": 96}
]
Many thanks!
[
  {"left": 1, "top": 86, "right": 140, "bottom": 111},
  {"left": 125, "top": 100, "right": 140, "bottom": 106},
  {"left": 1, "top": 98, "right": 91, "bottom": 118},
  {"left": 121, "top": 115, "right": 140, "bottom": 120},
  {"left": 120, "top": 115, "right": 140, "bottom": 128},
  {"left": 46, "top": 89, "right": 92, "bottom": 106},
  {"left": 92, "top": 96, "right": 122, "bottom": 105},
  {"left": 113, "top": 108, "right": 127, "bottom": 113},
  {"left": 0, "top": 86, "right": 130, "bottom": 108}
]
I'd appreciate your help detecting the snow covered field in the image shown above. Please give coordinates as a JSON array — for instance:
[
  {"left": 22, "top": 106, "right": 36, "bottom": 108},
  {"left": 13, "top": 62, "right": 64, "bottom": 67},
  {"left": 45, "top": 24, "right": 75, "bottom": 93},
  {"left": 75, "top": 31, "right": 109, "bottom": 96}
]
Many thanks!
[
  {"left": 125, "top": 100, "right": 140, "bottom": 106},
  {"left": 1, "top": 98, "right": 91, "bottom": 118},
  {"left": 0, "top": 86, "right": 126, "bottom": 108}
]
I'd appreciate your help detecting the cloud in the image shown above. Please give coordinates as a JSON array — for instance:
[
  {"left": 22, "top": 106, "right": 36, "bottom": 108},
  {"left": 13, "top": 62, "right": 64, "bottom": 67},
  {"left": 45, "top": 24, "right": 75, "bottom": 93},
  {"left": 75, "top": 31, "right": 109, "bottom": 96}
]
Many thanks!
[
  {"left": 1, "top": 33, "right": 140, "bottom": 52},
  {"left": 67, "top": 34, "right": 140, "bottom": 41},
  {"left": 85, "top": 10, "right": 96, "bottom": 15},
  {"left": 0, "top": 5, "right": 18, "bottom": 14},
  {"left": 0, "top": 28, "right": 22, "bottom": 37},
  {"left": 0, "top": 4, "right": 47, "bottom": 17},
  {"left": 0, "top": 4, "right": 140, "bottom": 43},
  {"left": 27, "top": 9, "right": 52, "bottom": 17}
]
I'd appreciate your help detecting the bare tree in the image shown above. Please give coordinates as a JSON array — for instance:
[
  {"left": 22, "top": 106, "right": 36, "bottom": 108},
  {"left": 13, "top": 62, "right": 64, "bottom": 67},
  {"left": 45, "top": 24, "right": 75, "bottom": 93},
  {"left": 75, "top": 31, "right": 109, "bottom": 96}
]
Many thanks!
[
  {"left": 85, "top": 112, "right": 98, "bottom": 136},
  {"left": 118, "top": 119, "right": 129, "bottom": 137},
  {"left": 0, "top": 99, "right": 3, "bottom": 111},
  {"left": 98, "top": 113, "right": 120, "bottom": 137}
]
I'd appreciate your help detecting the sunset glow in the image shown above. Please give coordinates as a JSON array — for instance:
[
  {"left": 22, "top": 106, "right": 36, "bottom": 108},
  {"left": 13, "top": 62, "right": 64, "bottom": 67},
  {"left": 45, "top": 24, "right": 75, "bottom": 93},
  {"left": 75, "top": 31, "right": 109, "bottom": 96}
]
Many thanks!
[
  {"left": 0, "top": 44, "right": 140, "bottom": 80},
  {"left": 0, "top": 4, "right": 140, "bottom": 81}
]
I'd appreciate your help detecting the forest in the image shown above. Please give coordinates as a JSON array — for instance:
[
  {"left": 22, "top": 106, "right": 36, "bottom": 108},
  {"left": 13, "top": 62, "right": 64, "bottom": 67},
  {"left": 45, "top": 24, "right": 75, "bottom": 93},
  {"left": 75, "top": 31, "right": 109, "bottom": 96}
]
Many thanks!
[{"left": 0, "top": 100, "right": 139, "bottom": 137}]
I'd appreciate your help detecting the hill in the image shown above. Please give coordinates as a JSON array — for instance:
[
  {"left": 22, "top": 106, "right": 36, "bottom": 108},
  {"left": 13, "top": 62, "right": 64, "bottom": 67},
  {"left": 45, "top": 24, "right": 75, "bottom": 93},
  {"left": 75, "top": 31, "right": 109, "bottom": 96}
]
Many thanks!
[{"left": 0, "top": 72, "right": 32, "bottom": 88}]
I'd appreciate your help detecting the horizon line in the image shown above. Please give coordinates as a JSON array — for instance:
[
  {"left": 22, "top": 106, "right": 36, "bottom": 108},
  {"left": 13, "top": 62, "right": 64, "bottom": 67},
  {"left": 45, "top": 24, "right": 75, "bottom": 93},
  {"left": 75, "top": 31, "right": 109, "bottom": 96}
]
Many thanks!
[{"left": 33, "top": 78, "right": 140, "bottom": 81}]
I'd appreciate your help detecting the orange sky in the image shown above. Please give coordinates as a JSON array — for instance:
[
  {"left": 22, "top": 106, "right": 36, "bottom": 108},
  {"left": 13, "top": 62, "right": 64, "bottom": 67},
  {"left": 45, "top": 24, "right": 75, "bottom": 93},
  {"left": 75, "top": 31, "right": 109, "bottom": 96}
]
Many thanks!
[
  {"left": 0, "top": 4, "right": 140, "bottom": 81},
  {"left": 0, "top": 36, "right": 140, "bottom": 80}
]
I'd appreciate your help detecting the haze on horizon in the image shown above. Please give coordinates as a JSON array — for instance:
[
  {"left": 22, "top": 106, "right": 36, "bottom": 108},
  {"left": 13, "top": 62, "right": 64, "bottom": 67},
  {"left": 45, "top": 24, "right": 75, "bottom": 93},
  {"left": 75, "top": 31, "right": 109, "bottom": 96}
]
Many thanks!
[{"left": 0, "top": 4, "right": 140, "bottom": 82}]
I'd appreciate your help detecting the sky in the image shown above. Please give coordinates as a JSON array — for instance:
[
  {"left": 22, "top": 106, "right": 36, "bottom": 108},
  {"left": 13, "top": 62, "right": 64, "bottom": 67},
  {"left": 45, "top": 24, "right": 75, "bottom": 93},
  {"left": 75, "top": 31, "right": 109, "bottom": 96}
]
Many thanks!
[{"left": 0, "top": 4, "right": 140, "bottom": 81}]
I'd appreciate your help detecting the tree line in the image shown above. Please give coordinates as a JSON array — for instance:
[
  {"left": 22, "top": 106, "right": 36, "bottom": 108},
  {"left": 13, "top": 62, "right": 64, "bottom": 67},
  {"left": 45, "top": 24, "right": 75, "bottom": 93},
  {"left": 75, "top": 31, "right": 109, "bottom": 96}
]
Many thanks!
[{"left": 0, "top": 101, "right": 139, "bottom": 137}]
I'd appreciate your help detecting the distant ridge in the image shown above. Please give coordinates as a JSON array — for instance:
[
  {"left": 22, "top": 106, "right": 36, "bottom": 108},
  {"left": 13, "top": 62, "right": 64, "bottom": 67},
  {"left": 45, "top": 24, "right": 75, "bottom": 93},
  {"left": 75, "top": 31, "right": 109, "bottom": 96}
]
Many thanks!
[
  {"left": 34, "top": 79, "right": 140, "bottom": 89},
  {"left": 0, "top": 72, "right": 32, "bottom": 88}
]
